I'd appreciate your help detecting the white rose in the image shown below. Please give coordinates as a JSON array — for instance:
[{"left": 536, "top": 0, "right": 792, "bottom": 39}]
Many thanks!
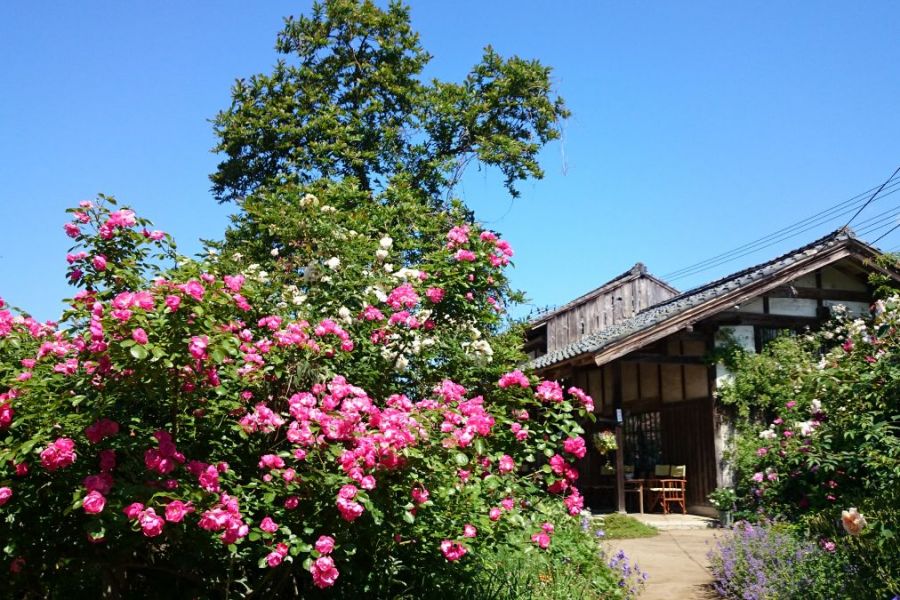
[
  {"left": 324, "top": 257, "right": 341, "bottom": 270},
  {"left": 379, "top": 236, "right": 393, "bottom": 249},
  {"left": 375, "top": 249, "right": 389, "bottom": 261}
]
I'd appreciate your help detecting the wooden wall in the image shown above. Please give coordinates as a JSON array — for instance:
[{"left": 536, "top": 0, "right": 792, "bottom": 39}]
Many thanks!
[{"left": 544, "top": 275, "right": 676, "bottom": 353}]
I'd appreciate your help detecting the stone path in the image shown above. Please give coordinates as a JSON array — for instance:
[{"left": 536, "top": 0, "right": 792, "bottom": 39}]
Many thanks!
[{"left": 603, "top": 529, "right": 721, "bottom": 599}]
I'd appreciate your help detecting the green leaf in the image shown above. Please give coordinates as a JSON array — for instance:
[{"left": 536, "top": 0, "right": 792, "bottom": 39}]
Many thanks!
[{"left": 130, "top": 344, "right": 148, "bottom": 360}]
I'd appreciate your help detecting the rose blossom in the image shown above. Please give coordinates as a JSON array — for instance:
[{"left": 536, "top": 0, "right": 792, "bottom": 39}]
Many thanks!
[
  {"left": 0, "top": 487, "right": 12, "bottom": 506},
  {"left": 841, "top": 507, "right": 866, "bottom": 535},
  {"left": 165, "top": 500, "right": 193, "bottom": 523},
  {"left": 315, "top": 535, "right": 335, "bottom": 554},
  {"left": 439, "top": 540, "right": 468, "bottom": 561},
  {"left": 82, "top": 490, "right": 106, "bottom": 514}
]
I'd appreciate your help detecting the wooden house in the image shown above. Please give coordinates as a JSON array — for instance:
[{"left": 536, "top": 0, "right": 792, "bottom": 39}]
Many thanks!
[{"left": 527, "top": 229, "right": 900, "bottom": 515}]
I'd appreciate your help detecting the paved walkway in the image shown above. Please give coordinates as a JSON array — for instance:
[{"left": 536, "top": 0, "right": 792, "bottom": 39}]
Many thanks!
[{"left": 603, "top": 529, "right": 720, "bottom": 599}]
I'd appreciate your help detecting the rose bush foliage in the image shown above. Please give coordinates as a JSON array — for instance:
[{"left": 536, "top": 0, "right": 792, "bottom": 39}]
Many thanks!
[
  {"left": 717, "top": 297, "right": 900, "bottom": 598},
  {"left": 0, "top": 197, "right": 615, "bottom": 598}
]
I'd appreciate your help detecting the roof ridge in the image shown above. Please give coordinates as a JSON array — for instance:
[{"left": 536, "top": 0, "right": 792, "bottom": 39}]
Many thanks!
[{"left": 646, "top": 228, "right": 852, "bottom": 312}]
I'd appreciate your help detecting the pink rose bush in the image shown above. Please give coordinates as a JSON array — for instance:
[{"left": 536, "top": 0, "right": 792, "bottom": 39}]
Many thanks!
[{"left": 0, "top": 199, "right": 605, "bottom": 598}]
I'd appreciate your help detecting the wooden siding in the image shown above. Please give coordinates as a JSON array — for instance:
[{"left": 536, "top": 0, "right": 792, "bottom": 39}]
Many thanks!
[{"left": 545, "top": 275, "right": 676, "bottom": 353}]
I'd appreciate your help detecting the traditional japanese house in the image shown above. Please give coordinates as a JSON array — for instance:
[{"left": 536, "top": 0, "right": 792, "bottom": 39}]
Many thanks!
[{"left": 526, "top": 229, "right": 900, "bottom": 515}]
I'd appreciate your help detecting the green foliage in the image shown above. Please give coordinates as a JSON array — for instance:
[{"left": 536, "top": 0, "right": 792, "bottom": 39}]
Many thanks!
[
  {"left": 593, "top": 514, "right": 657, "bottom": 540},
  {"left": 709, "top": 521, "right": 852, "bottom": 600},
  {"left": 718, "top": 298, "right": 900, "bottom": 598},
  {"left": 210, "top": 0, "right": 569, "bottom": 204},
  {"left": 707, "top": 487, "right": 737, "bottom": 511}
]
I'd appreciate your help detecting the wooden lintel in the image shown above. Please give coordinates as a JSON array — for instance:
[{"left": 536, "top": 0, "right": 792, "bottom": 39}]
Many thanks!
[
  {"left": 767, "top": 286, "right": 870, "bottom": 302},
  {"left": 620, "top": 353, "right": 707, "bottom": 365},
  {"left": 709, "top": 311, "right": 820, "bottom": 328}
]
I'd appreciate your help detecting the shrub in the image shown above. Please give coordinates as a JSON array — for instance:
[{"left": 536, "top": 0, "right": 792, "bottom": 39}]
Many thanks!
[
  {"left": 708, "top": 521, "right": 849, "bottom": 600},
  {"left": 0, "top": 199, "right": 616, "bottom": 598},
  {"left": 716, "top": 295, "right": 900, "bottom": 597}
]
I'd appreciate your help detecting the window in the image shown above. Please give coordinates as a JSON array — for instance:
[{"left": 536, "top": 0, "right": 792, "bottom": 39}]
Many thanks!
[{"left": 623, "top": 411, "right": 662, "bottom": 475}]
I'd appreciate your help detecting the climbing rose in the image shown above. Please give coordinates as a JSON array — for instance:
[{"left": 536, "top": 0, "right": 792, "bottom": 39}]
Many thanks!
[
  {"left": 531, "top": 531, "right": 551, "bottom": 549},
  {"left": 841, "top": 507, "right": 866, "bottom": 535},
  {"left": 40, "top": 438, "right": 77, "bottom": 471},
  {"left": 411, "top": 486, "right": 429, "bottom": 504},
  {"left": 498, "top": 369, "right": 530, "bottom": 389},
  {"left": 562, "top": 436, "right": 587, "bottom": 459},
  {"left": 315, "top": 535, "right": 335, "bottom": 555},
  {"left": 139, "top": 508, "right": 165, "bottom": 537},
  {"left": 535, "top": 380, "right": 563, "bottom": 403},
  {"left": 498, "top": 454, "right": 515, "bottom": 474},
  {"left": 310, "top": 555, "right": 340, "bottom": 588},
  {"left": 260, "top": 517, "right": 278, "bottom": 533},
  {"left": 82, "top": 490, "right": 106, "bottom": 514},
  {"left": 164, "top": 500, "right": 193, "bottom": 523},
  {"left": 440, "top": 540, "right": 468, "bottom": 561}
]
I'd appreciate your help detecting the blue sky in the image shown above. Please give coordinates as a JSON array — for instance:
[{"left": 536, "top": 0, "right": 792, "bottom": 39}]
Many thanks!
[{"left": 2, "top": 1, "right": 899, "bottom": 322}]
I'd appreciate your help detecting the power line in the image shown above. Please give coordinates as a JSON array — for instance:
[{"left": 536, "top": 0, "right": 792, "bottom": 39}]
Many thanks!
[
  {"left": 661, "top": 179, "right": 900, "bottom": 280},
  {"left": 869, "top": 223, "right": 900, "bottom": 245},
  {"left": 664, "top": 188, "right": 900, "bottom": 283},
  {"left": 844, "top": 165, "right": 900, "bottom": 227}
]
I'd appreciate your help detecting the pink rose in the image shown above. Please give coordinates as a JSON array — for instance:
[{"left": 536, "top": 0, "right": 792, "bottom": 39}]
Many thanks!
[
  {"left": 82, "top": 490, "right": 106, "bottom": 514},
  {"left": 531, "top": 532, "right": 551, "bottom": 549},
  {"left": 310, "top": 555, "right": 340, "bottom": 588},
  {"left": 315, "top": 535, "right": 335, "bottom": 555},
  {"left": 132, "top": 328, "right": 148, "bottom": 345},
  {"left": 164, "top": 500, "right": 193, "bottom": 523},
  {"left": 0, "top": 487, "right": 12, "bottom": 506},
  {"left": 260, "top": 516, "right": 278, "bottom": 533},
  {"left": 92, "top": 255, "right": 107, "bottom": 271},
  {"left": 411, "top": 486, "right": 429, "bottom": 504},
  {"left": 123, "top": 502, "right": 145, "bottom": 519},
  {"left": 139, "top": 508, "right": 165, "bottom": 537},
  {"left": 440, "top": 540, "right": 468, "bottom": 561},
  {"left": 562, "top": 436, "right": 587, "bottom": 459},
  {"left": 463, "top": 524, "right": 477, "bottom": 538}
]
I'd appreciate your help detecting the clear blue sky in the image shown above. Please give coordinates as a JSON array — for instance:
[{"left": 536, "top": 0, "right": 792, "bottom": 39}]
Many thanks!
[{"left": 2, "top": 1, "right": 899, "bottom": 322}]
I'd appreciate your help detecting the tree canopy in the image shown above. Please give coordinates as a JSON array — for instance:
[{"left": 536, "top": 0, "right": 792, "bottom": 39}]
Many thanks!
[{"left": 210, "top": 0, "right": 569, "bottom": 204}]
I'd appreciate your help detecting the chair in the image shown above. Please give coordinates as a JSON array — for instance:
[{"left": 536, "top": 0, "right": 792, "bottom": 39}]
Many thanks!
[{"left": 648, "top": 465, "right": 687, "bottom": 514}]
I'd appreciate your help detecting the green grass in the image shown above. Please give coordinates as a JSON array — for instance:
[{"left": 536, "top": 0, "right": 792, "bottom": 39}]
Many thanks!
[{"left": 594, "top": 513, "right": 659, "bottom": 539}]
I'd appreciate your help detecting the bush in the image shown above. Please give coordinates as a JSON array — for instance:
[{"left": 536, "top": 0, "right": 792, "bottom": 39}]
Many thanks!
[
  {"left": 709, "top": 521, "right": 849, "bottom": 600},
  {"left": 716, "top": 295, "right": 900, "bottom": 597},
  {"left": 0, "top": 199, "right": 620, "bottom": 598}
]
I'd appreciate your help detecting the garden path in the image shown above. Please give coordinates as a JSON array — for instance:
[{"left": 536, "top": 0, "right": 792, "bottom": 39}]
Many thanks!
[{"left": 603, "top": 529, "right": 720, "bottom": 599}]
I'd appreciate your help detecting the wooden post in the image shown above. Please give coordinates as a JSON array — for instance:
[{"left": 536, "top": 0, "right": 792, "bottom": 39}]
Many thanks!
[{"left": 613, "top": 362, "right": 626, "bottom": 513}]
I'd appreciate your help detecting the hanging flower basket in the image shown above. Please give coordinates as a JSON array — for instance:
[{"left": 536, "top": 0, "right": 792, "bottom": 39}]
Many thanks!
[{"left": 592, "top": 430, "right": 617, "bottom": 454}]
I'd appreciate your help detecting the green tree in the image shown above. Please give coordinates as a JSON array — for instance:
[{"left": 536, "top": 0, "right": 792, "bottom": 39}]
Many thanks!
[{"left": 210, "top": 0, "right": 569, "bottom": 205}]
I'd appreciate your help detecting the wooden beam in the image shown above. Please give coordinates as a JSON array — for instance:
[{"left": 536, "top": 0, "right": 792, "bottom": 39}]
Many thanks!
[
  {"left": 613, "top": 363, "right": 625, "bottom": 514},
  {"left": 621, "top": 353, "right": 708, "bottom": 365},
  {"left": 708, "top": 311, "right": 820, "bottom": 328},
  {"left": 767, "top": 286, "right": 870, "bottom": 302}
]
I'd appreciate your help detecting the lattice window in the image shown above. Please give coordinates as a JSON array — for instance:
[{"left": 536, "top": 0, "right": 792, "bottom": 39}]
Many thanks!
[{"left": 623, "top": 411, "right": 663, "bottom": 476}]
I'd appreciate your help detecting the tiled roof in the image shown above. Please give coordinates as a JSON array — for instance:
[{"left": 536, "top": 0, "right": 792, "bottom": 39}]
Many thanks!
[{"left": 530, "top": 228, "right": 865, "bottom": 370}]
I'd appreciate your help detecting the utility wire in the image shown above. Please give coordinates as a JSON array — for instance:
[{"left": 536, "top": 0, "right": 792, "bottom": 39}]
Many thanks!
[
  {"left": 664, "top": 189, "right": 900, "bottom": 283},
  {"left": 661, "top": 179, "right": 900, "bottom": 280},
  {"left": 844, "top": 165, "right": 900, "bottom": 227},
  {"left": 868, "top": 223, "right": 900, "bottom": 245}
]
